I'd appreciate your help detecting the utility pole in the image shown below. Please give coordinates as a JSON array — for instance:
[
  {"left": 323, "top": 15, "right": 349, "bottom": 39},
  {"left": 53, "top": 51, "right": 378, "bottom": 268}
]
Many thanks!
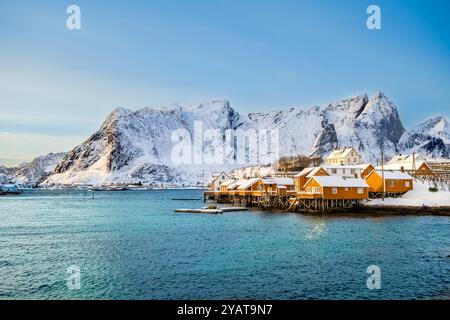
[
  {"left": 381, "top": 118, "right": 386, "bottom": 201},
  {"left": 381, "top": 147, "right": 385, "bottom": 201}
]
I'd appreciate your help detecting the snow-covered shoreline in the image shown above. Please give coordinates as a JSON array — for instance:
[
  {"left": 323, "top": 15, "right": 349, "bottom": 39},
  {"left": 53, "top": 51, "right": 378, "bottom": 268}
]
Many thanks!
[{"left": 365, "top": 180, "right": 450, "bottom": 207}]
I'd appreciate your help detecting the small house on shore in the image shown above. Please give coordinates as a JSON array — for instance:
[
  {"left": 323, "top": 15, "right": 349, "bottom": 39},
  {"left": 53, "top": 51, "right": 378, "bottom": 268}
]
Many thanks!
[
  {"left": 237, "top": 178, "right": 261, "bottom": 196},
  {"left": 294, "top": 167, "right": 329, "bottom": 192},
  {"left": 365, "top": 170, "right": 414, "bottom": 195},
  {"left": 209, "top": 171, "right": 230, "bottom": 192},
  {"left": 257, "top": 177, "right": 295, "bottom": 196},
  {"left": 299, "top": 176, "right": 369, "bottom": 200}
]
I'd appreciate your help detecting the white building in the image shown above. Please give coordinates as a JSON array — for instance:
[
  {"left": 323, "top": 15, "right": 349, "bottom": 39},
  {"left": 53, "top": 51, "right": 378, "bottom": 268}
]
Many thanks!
[
  {"left": 209, "top": 171, "right": 230, "bottom": 192},
  {"left": 323, "top": 163, "right": 374, "bottom": 179},
  {"left": 326, "top": 147, "right": 362, "bottom": 165}
]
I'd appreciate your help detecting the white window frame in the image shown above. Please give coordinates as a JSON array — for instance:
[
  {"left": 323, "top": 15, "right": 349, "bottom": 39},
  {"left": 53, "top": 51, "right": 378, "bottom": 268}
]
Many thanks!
[
  {"left": 332, "top": 187, "right": 338, "bottom": 194},
  {"left": 389, "top": 180, "right": 395, "bottom": 188},
  {"left": 405, "top": 181, "right": 410, "bottom": 187},
  {"left": 357, "top": 188, "right": 364, "bottom": 194}
]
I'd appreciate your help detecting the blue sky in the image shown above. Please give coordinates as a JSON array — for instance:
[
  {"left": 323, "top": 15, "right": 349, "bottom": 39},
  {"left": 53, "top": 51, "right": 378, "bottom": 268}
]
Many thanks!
[{"left": 1, "top": 0, "right": 449, "bottom": 166}]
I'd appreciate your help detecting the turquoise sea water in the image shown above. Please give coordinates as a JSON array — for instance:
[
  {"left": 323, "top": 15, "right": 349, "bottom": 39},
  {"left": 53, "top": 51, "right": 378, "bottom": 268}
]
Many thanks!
[{"left": 0, "top": 189, "right": 449, "bottom": 300}]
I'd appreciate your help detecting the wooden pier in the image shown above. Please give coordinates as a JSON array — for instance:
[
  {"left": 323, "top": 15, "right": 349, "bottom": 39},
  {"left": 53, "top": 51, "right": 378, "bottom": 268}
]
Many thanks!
[{"left": 204, "top": 191, "right": 361, "bottom": 213}]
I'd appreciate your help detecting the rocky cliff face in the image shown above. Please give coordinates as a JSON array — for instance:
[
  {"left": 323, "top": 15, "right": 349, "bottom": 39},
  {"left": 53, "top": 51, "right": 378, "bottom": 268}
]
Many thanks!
[{"left": 36, "top": 92, "right": 446, "bottom": 186}]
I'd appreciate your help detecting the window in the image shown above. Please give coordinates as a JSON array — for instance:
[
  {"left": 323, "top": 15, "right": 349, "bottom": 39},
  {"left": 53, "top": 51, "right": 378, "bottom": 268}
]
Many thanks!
[
  {"left": 405, "top": 181, "right": 410, "bottom": 187},
  {"left": 389, "top": 180, "right": 395, "bottom": 188},
  {"left": 351, "top": 169, "right": 355, "bottom": 174},
  {"left": 307, "top": 187, "right": 311, "bottom": 193},
  {"left": 317, "top": 186, "right": 321, "bottom": 193},
  {"left": 222, "top": 175, "right": 225, "bottom": 179},
  {"left": 357, "top": 188, "right": 364, "bottom": 194},
  {"left": 342, "top": 169, "right": 346, "bottom": 174},
  {"left": 332, "top": 187, "right": 338, "bottom": 194},
  {"left": 345, "top": 187, "right": 349, "bottom": 191},
  {"left": 332, "top": 169, "right": 337, "bottom": 174},
  {"left": 312, "top": 187, "right": 315, "bottom": 193}
]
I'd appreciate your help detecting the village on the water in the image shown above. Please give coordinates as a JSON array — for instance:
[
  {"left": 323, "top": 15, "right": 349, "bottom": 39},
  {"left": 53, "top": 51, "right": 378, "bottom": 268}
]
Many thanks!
[{"left": 204, "top": 147, "right": 450, "bottom": 213}]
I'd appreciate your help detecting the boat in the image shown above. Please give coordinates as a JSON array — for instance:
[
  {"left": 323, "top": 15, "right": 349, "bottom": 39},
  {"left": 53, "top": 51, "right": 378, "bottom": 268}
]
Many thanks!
[{"left": 174, "top": 206, "right": 248, "bottom": 214}]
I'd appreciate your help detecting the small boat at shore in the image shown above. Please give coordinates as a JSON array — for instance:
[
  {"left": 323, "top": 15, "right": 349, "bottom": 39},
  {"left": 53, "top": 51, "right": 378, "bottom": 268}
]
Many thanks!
[{"left": 92, "top": 186, "right": 129, "bottom": 191}]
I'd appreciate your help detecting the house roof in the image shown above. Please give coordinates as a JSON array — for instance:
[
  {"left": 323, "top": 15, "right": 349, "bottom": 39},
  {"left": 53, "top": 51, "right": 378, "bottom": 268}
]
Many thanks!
[
  {"left": 261, "top": 177, "right": 294, "bottom": 185},
  {"left": 294, "top": 166, "right": 327, "bottom": 178},
  {"left": 294, "top": 167, "right": 314, "bottom": 177},
  {"left": 387, "top": 154, "right": 427, "bottom": 164},
  {"left": 375, "top": 162, "right": 428, "bottom": 172},
  {"left": 220, "top": 179, "right": 236, "bottom": 187},
  {"left": 227, "top": 179, "right": 247, "bottom": 190},
  {"left": 323, "top": 164, "right": 369, "bottom": 170},
  {"left": 326, "top": 148, "right": 359, "bottom": 160},
  {"left": 237, "top": 178, "right": 261, "bottom": 190},
  {"left": 356, "top": 163, "right": 374, "bottom": 170},
  {"left": 210, "top": 171, "right": 229, "bottom": 184},
  {"left": 307, "top": 176, "right": 369, "bottom": 188},
  {"left": 369, "top": 170, "right": 414, "bottom": 180}
]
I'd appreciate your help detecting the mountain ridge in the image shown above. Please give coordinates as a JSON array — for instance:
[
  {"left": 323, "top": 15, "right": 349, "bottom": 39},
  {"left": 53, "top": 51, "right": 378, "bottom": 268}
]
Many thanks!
[{"left": 2, "top": 92, "right": 448, "bottom": 186}]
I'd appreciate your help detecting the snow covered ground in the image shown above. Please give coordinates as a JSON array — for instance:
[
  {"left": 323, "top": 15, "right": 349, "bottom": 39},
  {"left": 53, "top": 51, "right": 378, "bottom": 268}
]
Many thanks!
[{"left": 365, "top": 181, "right": 450, "bottom": 207}]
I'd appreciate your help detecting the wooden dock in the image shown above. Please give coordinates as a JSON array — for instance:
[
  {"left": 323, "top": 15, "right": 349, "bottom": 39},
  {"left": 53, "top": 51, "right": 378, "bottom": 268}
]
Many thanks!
[{"left": 204, "top": 191, "right": 361, "bottom": 213}]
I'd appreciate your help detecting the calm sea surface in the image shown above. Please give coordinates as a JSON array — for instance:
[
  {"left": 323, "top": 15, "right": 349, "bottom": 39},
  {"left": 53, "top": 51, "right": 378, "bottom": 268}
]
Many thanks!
[{"left": 0, "top": 189, "right": 449, "bottom": 299}]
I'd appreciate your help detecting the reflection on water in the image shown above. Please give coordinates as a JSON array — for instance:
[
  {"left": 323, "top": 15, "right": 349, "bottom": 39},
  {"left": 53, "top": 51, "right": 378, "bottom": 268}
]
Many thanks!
[{"left": 304, "top": 222, "right": 328, "bottom": 241}]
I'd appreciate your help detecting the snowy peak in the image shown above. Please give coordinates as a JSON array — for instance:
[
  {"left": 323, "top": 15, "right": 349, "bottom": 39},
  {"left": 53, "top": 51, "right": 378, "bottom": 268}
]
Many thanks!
[
  {"left": 398, "top": 116, "right": 449, "bottom": 158},
  {"left": 411, "top": 116, "right": 449, "bottom": 141}
]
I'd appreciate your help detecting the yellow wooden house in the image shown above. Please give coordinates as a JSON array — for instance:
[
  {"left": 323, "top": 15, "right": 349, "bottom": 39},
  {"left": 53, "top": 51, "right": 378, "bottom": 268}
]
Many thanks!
[
  {"left": 301, "top": 176, "right": 369, "bottom": 200},
  {"left": 364, "top": 170, "right": 414, "bottom": 193},
  {"left": 294, "top": 167, "right": 329, "bottom": 192}
]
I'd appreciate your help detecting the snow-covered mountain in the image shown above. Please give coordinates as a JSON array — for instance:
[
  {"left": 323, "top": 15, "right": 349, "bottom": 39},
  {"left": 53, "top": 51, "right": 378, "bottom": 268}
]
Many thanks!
[
  {"left": 36, "top": 91, "right": 447, "bottom": 186},
  {"left": 43, "top": 100, "right": 238, "bottom": 186},
  {"left": 10, "top": 152, "right": 66, "bottom": 185},
  {"left": 398, "top": 116, "right": 449, "bottom": 158}
]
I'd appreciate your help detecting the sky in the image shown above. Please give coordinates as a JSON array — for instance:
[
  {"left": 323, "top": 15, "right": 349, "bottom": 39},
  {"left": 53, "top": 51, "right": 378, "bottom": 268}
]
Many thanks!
[{"left": 0, "top": 0, "right": 449, "bottom": 166}]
